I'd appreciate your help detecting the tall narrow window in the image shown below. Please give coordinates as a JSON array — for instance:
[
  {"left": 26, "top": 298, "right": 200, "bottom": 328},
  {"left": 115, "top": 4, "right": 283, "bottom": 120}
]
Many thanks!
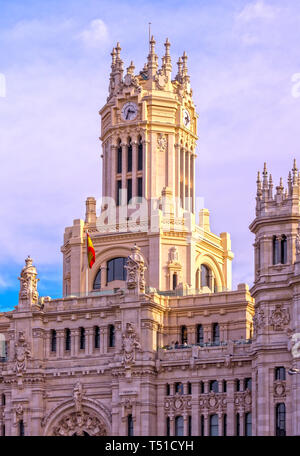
[
  {"left": 281, "top": 235, "right": 287, "bottom": 264},
  {"left": 201, "top": 415, "right": 205, "bottom": 436},
  {"left": 116, "top": 180, "right": 122, "bottom": 206},
  {"left": 236, "top": 413, "right": 240, "bottom": 436},
  {"left": 276, "top": 403, "right": 286, "bottom": 436},
  {"left": 127, "top": 179, "right": 132, "bottom": 204},
  {"left": 127, "top": 139, "right": 132, "bottom": 172},
  {"left": 275, "top": 367, "right": 286, "bottom": 381},
  {"left": 245, "top": 412, "right": 252, "bottom": 436},
  {"left": 117, "top": 141, "right": 122, "bottom": 174},
  {"left": 109, "top": 325, "right": 115, "bottom": 347},
  {"left": 223, "top": 414, "right": 227, "bottom": 436},
  {"left": 196, "top": 324, "right": 204, "bottom": 344},
  {"left": 175, "top": 382, "right": 183, "bottom": 394},
  {"left": 273, "top": 236, "right": 280, "bottom": 265},
  {"left": 2, "top": 425, "right": 5, "bottom": 436},
  {"left": 188, "top": 416, "right": 192, "bottom": 436},
  {"left": 200, "top": 381, "right": 205, "bottom": 394},
  {"left": 166, "top": 417, "right": 170, "bottom": 436},
  {"left": 187, "top": 382, "right": 192, "bottom": 395},
  {"left": 212, "top": 323, "right": 220, "bottom": 345},
  {"left": 93, "top": 268, "right": 101, "bottom": 290},
  {"left": 137, "top": 177, "right": 143, "bottom": 198},
  {"left": 94, "top": 326, "right": 100, "bottom": 349},
  {"left": 127, "top": 414, "right": 134, "bottom": 436},
  {"left": 79, "top": 327, "right": 85, "bottom": 350},
  {"left": 1, "top": 394, "right": 5, "bottom": 406},
  {"left": 138, "top": 137, "right": 143, "bottom": 171},
  {"left": 181, "top": 325, "right": 188, "bottom": 344},
  {"left": 166, "top": 384, "right": 170, "bottom": 396},
  {"left": 235, "top": 379, "right": 240, "bottom": 392},
  {"left": 244, "top": 378, "right": 252, "bottom": 391},
  {"left": 51, "top": 330, "right": 57, "bottom": 353},
  {"left": 223, "top": 380, "right": 227, "bottom": 393},
  {"left": 65, "top": 328, "right": 71, "bottom": 351},
  {"left": 19, "top": 420, "right": 24, "bottom": 436},
  {"left": 210, "top": 380, "right": 218, "bottom": 393},
  {"left": 172, "top": 273, "right": 178, "bottom": 290},
  {"left": 175, "top": 416, "right": 184, "bottom": 436},
  {"left": 209, "top": 414, "right": 218, "bottom": 436}
]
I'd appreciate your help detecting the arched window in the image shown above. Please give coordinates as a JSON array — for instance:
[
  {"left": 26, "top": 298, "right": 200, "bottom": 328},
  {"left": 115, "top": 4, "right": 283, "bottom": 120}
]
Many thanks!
[
  {"left": 281, "top": 235, "right": 287, "bottom": 264},
  {"left": 201, "top": 264, "right": 210, "bottom": 288},
  {"left": 137, "top": 136, "right": 143, "bottom": 171},
  {"left": 93, "top": 269, "right": 101, "bottom": 290},
  {"left": 172, "top": 273, "right": 178, "bottom": 290},
  {"left": 175, "top": 416, "right": 184, "bottom": 436},
  {"left": 19, "top": 420, "right": 24, "bottom": 436},
  {"left": 212, "top": 323, "right": 220, "bottom": 345},
  {"left": 109, "top": 325, "right": 115, "bottom": 347},
  {"left": 94, "top": 326, "right": 100, "bottom": 349},
  {"left": 196, "top": 324, "right": 204, "bottom": 344},
  {"left": 107, "top": 257, "right": 127, "bottom": 283},
  {"left": 245, "top": 412, "right": 252, "bottom": 436},
  {"left": 209, "top": 414, "right": 218, "bottom": 436},
  {"left": 1, "top": 394, "right": 5, "bottom": 406},
  {"left": 275, "top": 403, "right": 286, "bottom": 436},
  {"left": 117, "top": 139, "right": 122, "bottom": 174},
  {"left": 65, "top": 328, "right": 71, "bottom": 351},
  {"left": 50, "top": 330, "right": 57, "bottom": 352},
  {"left": 79, "top": 327, "right": 85, "bottom": 350},
  {"left": 180, "top": 325, "right": 188, "bottom": 344},
  {"left": 127, "top": 138, "right": 132, "bottom": 172},
  {"left": 127, "top": 414, "right": 134, "bottom": 436},
  {"left": 210, "top": 380, "right": 218, "bottom": 393}
]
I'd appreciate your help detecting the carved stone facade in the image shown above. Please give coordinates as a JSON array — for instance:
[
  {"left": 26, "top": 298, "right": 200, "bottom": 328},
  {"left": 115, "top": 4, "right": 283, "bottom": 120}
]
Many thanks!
[{"left": 0, "top": 37, "right": 300, "bottom": 437}]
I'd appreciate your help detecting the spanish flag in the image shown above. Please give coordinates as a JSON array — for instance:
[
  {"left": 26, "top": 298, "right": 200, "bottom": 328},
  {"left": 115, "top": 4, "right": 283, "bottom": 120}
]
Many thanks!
[{"left": 86, "top": 232, "right": 95, "bottom": 269}]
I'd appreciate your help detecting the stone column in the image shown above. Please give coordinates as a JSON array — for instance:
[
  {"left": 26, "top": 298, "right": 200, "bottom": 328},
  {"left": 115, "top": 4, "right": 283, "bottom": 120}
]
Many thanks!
[
  {"left": 204, "top": 412, "right": 209, "bottom": 436},
  {"left": 204, "top": 380, "right": 209, "bottom": 394},
  {"left": 191, "top": 381, "right": 200, "bottom": 435},
  {"left": 175, "top": 144, "right": 181, "bottom": 207},
  {"left": 218, "top": 412, "right": 223, "bottom": 436},
  {"left": 71, "top": 329, "right": 78, "bottom": 357},
  {"left": 226, "top": 380, "right": 235, "bottom": 436},
  {"left": 132, "top": 140, "right": 138, "bottom": 198},
  {"left": 101, "top": 326, "right": 108, "bottom": 354},
  {"left": 239, "top": 410, "right": 245, "bottom": 436},
  {"left": 170, "top": 383, "right": 175, "bottom": 396},
  {"left": 111, "top": 144, "right": 117, "bottom": 200},
  {"left": 57, "top": 330, "right": 64, "bottom": 359},
  {"left": 45, "top": 331, "right": 50, "bottom": 359},
  {"left": 183, "top": 413, "right": 188, "bottom": 436},
  {"left": 187, "top": 151, "right": 191, "bottom": 212},
  {"left": 169, "top": 415, "right": 175, "bottom": 436},
  {"left": 121, "top": 143, "right": 127, "bottom": 191},
  {"left": 86, "top": 328, "right": 93, "bottom": 355},
  {"left": 182, "top": 149, "right": 186, "bottom": 210}
]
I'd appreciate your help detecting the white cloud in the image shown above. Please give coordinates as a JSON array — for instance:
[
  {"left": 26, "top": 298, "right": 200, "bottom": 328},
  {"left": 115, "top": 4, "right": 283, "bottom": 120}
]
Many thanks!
[
  {"left": 0, "top": 275, "right": 11, "bottom": 290},
  {"left": 78, "top": 19, "right": 109, "bottom": 48},
  {"left": 237, "top": 1, "right": 278, "bottom": 22}
]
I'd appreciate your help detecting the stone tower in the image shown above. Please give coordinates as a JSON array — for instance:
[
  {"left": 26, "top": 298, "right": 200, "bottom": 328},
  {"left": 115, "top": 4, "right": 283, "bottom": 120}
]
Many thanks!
[
  {"left": 249, "top": 160, "right": 300, "bottom": 435},
  {"left": 61, "top": 38, "right": 233, "bottom": 298}
]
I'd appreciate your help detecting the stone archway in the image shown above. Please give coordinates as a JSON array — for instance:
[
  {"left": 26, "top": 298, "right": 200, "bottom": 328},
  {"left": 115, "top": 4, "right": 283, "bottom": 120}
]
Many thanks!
[{"left": 52, "top": 411, "right": 107, "bottom": 436}]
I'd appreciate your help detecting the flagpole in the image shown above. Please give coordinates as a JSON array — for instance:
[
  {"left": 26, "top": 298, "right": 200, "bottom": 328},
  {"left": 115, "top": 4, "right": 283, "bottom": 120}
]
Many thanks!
[{"left": 86, "top": 231, "right": 89, "bottom": 296}]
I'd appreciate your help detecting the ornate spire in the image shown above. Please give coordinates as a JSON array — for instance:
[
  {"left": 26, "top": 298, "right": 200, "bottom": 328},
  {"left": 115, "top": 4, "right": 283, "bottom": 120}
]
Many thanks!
[
  {"left": 127, "top": 61, "right": 135, "bottom": 75},
  {"left": 111, "top": 47, "right": 116, "bottom": 68},
  {"left": 268, "top": 174, "right": 273, "bottom": 199},
  {"left": 147, "top": 35, "right": 158, "bottom": 76},
  {"left": 288, "top": 171, "right": 292, "bottom": 195},
  {"left": 182, "top": 51, "right": 188, "bottom": 76},
  {"left": 256, "top": 171, "right": 262, "bottom": 197},
  {"left": 292, "top": 158, "right": 298, "bottom": 185}
]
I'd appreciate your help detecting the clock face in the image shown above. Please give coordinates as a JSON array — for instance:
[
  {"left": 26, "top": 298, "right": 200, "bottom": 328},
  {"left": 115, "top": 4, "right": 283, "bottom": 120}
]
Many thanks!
[
  {"left": 121, "top": 102, "right": 138, "bottom": 121},
  {"left": 183, "top": 109, "right": 191, "bottom": 128}
]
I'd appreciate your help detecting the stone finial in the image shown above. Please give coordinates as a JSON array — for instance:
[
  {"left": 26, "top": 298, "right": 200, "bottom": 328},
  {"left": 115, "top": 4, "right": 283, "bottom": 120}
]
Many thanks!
[
  {"left": 182, "top": 51, "right": 188, "bottom": 75},
  {"left": 115, "top": 42, "right": 121, "bottom": 59},
  {"left": 268, "top": 174, "right": 273, "bottom": 199},
  {"left": 18, "top": 256, "right": 39, "bottom": 309},
  {"left": 256, "top": 171, "right": 262, "bottom": 196},
  {"left": 292, "top": 158, "right": 298, "bottom": 185},
  {"left": 125, "top": 244, "right": 147, "bottom": 293},
  {"left": 111, "top": 47, "right": 116, "bottom": 66}
]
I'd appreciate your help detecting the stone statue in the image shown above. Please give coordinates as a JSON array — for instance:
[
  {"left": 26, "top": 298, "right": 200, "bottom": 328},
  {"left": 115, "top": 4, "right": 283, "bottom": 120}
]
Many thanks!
[
  {"left": 18, "top": 256, "right": 39, "bottom": 307},
  {"left": 14, "top": 331, "right": 31, "bottom": 374},
  {"left": 121, "top": 323, "right": 141, "bottom": 368},
  {"left": 73, "top": 382, "right": 84, "bottom": 415}
]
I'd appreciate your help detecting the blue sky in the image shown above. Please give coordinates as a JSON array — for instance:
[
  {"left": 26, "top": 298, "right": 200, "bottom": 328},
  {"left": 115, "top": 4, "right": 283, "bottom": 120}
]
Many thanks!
[{"left": 0, "top": 0, "right": 300, "bottom": 311}]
